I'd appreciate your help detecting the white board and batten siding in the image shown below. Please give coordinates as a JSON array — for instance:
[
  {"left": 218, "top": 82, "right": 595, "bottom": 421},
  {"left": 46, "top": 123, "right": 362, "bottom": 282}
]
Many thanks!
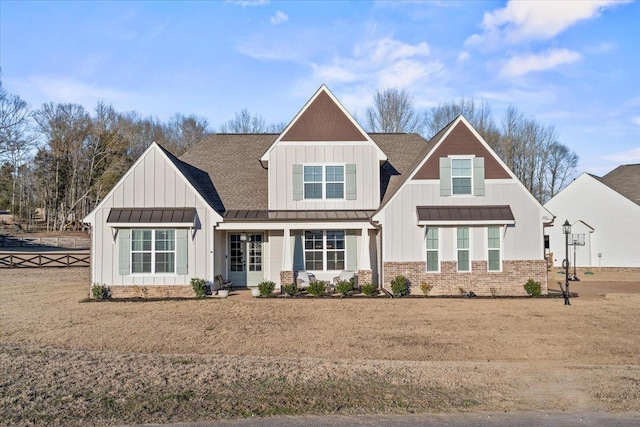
[
  {"left": 544, "top": 174, "right": 640, "bottom": 268},
  {"left": 89, "top": 146, "right": 215, "bottom": 286},
  {"left": 379, "top": 180, "right": 546, "bottom": 263},
  {"left": 268, "top": 144, "right": 380, "bottom": 210}
]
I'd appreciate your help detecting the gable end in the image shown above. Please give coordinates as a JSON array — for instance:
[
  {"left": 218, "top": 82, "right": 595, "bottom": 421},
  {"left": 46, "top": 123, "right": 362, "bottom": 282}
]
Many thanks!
[
  {"left": 412, "top": 122, "right": 511, "bottom": 180},
  {"left": 280, "top": 91, "right": 368, "bottom": 142}
]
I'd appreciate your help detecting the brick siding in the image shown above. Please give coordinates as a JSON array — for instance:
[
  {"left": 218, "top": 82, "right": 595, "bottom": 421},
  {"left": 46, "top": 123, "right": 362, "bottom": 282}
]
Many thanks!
[
  {"left": 357, "top": 270, "right": 373, "bottom": 286},
  {"left": 383, "top": 259, "right": 548, "bottom": 296},
  {"left": 280, "top": 270, "right": 293, "bottom": 287}
]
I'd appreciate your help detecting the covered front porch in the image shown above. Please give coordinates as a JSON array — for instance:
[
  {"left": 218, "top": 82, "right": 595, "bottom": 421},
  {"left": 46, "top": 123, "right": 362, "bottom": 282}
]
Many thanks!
[{"left": 215, "top": 210, "right": 379, "bottom": 290}]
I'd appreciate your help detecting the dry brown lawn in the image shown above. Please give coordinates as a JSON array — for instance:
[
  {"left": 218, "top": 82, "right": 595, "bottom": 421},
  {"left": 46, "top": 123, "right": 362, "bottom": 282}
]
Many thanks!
[{"left": 1, "top": 268, "right": 640, "bottom": 426}]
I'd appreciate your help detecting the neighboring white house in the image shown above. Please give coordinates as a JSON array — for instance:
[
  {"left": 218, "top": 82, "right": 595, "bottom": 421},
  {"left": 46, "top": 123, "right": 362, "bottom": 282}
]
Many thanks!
[
  {"left": 544, "top": 165, "right": 640, "bottom": 269},
  {"left": 84, "top": 85, "right": 552, "bottom": 297}
]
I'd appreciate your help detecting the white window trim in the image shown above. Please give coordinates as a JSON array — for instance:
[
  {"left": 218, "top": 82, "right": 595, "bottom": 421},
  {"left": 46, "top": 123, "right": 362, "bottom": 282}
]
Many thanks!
[
  {"left": 487, "top": 226, "right": 502, "bottom": 272},
  {"left": 456, "top": 226, "right": 472, "bottom": 273},
  {"left": 449, "top": 155, "right": 475, "bottom": 196},
  {"left": 130, "top": 229, "right": 177, "bottom": 275},
  {"left": 302, "top": 163, "right": 346, "bottom": 201},
  {"left": 425, "top": 227, "right": 440, "bottom": 273},
  {"left": 303, "top": 229, "right": 346, "bottom": 271}
]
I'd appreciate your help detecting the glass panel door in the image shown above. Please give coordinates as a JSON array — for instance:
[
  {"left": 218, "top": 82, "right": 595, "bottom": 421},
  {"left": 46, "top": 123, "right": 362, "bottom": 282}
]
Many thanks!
[
  {"left": 246, "top": 233, "right": 264, "bottom": 287},
  {"left": 228, "top": 233, "right": 246, "bottom": 287}
]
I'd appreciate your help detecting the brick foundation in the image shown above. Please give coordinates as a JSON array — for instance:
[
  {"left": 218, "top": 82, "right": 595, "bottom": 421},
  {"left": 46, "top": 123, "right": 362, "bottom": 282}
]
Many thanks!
[
  {"left": 107, "top": 285, "right": 195, "bottom": 299},
  {"left": 383, "top": 259, "right": 548, "bottom": 296},
  {"left": 280, "top": 270, "right": 293, "bottom": 286},
  {"left": 357, "top": 270, "right": 373, "bottom": 286}
]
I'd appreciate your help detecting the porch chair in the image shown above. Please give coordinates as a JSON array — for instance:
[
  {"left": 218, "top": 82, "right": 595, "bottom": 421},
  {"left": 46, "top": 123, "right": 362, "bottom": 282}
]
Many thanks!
[
  {"left": 332, "top": 270, "right": 357, "bottom": 289},
  {"left": 296, "top": 271, "right": 316, "bottom": 289},
  {"left": 215, "top": 274, "right": 233, "bottom": 291}
]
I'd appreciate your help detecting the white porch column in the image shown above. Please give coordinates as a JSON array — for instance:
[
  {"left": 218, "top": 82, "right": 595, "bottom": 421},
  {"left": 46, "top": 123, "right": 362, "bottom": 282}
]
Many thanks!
[
  {"left": 282, "top": 228, "right": 292, "bottom": 271},
  {"left": 360, "top": 228, "right": 371, "bottom": 270}
]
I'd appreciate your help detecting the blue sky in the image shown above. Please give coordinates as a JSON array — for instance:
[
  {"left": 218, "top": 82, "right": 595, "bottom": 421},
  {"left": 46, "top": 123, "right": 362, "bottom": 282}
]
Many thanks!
[{"left": 1, "top": 0, "right": 638, "bottom": 175}]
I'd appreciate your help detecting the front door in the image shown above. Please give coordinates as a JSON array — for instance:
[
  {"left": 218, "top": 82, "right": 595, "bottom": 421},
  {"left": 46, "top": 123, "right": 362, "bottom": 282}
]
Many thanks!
[{"left": 228, "top": 233, "right": 263, "bottom": 287}]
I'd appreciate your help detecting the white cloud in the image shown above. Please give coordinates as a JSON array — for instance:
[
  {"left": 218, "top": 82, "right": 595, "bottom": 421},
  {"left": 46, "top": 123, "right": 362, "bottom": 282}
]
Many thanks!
[
  {"left": 14, "top": 76, "right": 133, "bottom": 111},
  {"left": 500, "top": 49, "right": 582, "bottom": 77},
  {"left": 632, "top": 116, "right": 640, "bottom": 126},
  {"left": 457, "top": 51, "right": 470, "bottom": 63},
  {"left": 370, "top": 37, "right": 430, "bottom": 62},
  {"left": 604, "top": 147, "right": 640, "bottom": 162},
  {"left": 466, "top": 0, "right": 630, "bottom": 46},
  {"left": 270, "top": 11, "right": 288, "bottom": 25}
]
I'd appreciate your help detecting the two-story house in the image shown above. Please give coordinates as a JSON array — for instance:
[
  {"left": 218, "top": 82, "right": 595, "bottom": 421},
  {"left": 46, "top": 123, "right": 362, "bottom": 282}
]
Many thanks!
[{"left": 84, "top": 85, "right": 551, "bottom": 297}]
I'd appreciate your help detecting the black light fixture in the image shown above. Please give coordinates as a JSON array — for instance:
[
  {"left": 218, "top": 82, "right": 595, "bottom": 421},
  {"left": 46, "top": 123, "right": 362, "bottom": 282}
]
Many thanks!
[{"left": 563, "top": 220, "right": 571, "bottom": 305}]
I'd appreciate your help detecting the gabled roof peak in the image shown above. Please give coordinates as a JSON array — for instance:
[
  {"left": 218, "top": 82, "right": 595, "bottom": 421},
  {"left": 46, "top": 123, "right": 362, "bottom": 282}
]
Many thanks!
[{"left": 260, "top": 84, "right": 387, "bottom": 162}]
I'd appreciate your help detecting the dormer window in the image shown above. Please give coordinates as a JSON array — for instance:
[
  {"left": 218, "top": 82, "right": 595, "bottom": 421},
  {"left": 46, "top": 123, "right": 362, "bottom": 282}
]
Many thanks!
[{"left": 303, "top": 165, "right": 344, "bottom": 200}]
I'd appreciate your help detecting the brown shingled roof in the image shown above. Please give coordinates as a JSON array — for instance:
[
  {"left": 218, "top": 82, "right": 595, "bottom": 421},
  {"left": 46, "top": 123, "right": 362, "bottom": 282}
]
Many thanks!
[
  {"left": 600, "top": 164, "right": 640, "bottom": 206},
  {"left": 178, "top": 132, "right": 431, "bottom": 214},
  {"left": 179, "top": 134, "right": 277, "bottom": 211}
]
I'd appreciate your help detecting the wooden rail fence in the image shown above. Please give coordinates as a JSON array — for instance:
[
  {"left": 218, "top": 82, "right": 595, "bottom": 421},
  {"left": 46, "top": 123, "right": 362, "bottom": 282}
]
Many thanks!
[
  {"left": 0, "top": 235, "right": 90, "bottom": 249},
  {"left": 0, "top": 251, "right": 90, "bottom": 268}
]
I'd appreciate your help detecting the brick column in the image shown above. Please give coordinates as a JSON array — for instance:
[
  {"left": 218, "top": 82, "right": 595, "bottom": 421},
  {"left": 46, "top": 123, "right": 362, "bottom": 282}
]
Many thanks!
[{"left": 280, "top": 270, "right": 293, "bottom": 286}]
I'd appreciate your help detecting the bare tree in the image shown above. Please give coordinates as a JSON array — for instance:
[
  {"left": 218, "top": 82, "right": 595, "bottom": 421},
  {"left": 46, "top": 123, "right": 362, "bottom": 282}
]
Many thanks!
[
  {"left": 165, "top": 113, "right": 209, "bottom": 156},
  {"left": 366, "top": 88, "right": 421, "bottom": 133},
  {"left": 546, "top": 140, "right": 578, "bottom": 201},
  {"left": 219, "top": 109, "right": 267, "bottom": 133},
  {"left": 423, "top": 98, "right": 500, "bottom": 148},
  {"left": 33, "top": 103, "right": 92, "bottom": 230}
]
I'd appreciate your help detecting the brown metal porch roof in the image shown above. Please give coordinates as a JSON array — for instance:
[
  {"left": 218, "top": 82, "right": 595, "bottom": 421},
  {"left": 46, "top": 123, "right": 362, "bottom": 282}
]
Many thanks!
[
  {"left": 107, "top": 208, "right": 196, "bottom": 224},
  {"left": 223, "top": 210, "right": 375, "bottom": 221},
  {"left": 416, "top": 205, "right": 514, "bottom": 223}
]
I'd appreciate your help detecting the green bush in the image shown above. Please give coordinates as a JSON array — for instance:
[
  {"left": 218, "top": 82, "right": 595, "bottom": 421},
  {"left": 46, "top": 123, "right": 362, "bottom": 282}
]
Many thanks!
[
  {"left": 307, "top": 280, "right": 327, "bottom": 297},
  {"left": 420, "top": 281, "right": 433, "bottom": 296},
  {"left": 258, "top": 280, "right": 276, "bottom": 297},
  {"left": 335, "top": 279, "right": 354, "bottom": 297},
  {"left": 91, "top": 283, "right": 111, "bottom": 300},
  {"left": 524, "top": 279, "right": 541, "bottom": 297},
  {"left": 190, "top": 278, "right": 207, "bottom": 298},
  {"left": 282, "top": 282, "right": 299, "bottom": 297},
  {"left": 360, "top": 282, "right": 378, "bottom": 297},
  {"left": 390, "top": 275, "right": 408, "bottom": 297}
]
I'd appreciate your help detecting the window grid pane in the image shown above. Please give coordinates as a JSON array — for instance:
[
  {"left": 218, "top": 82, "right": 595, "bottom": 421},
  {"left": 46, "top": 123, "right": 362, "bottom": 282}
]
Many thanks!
[
  {"left": 452, "top": 159, "right": 472, "bottom": 176},
  {"left": 488, "top": 250, "right": 500, "bottom": 271},
  {"left": 426, "top": 251, "right": 439, "bottom": 272},
  {"left": 457, "top": 228, "right": 469, "bottom": 249},
  {"left": 457, "top": 250, "right": 470, "bottom": 271}
]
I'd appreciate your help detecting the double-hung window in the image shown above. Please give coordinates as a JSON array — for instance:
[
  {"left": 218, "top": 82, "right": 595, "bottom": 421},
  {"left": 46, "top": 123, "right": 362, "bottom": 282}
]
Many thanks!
[
  {"left": 304, "top": 230, "right": 345, "bottom": 270},
  {"left": 487, "top": 226, "right": 501, "bottom": 271},
  {"left": 451, "top": 158, "right": 472, "bottom": 195},
  {"left": 131, "top": 229, "right": 175, "bottom": 274},
  {"left": 457, "top": 227, "right": 470, "bottom": 272},
  {"left": 426, "top": 227, "right": 439, "bottom": 272},
  {"left": 303, "top": 165, "right": 344, "bottom": 199}
]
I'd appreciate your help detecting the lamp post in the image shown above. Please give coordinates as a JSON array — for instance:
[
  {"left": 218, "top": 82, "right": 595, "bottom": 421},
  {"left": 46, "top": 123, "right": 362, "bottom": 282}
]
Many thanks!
[{"left": 563, "top": 220, "right": 571, "bottom": 305}]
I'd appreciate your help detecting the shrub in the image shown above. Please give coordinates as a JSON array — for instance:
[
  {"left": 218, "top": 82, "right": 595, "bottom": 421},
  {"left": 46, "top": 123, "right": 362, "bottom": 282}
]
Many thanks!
[
  {"left": 360, "top": 282, "right": 378, "bottom": 297},
  {"left": 307, "top": 280, "right": 327, "bottom": 297},
  {"left": 190, "top": 278, "right": 207, "bottom": 298},
  {"left": 420, "top": 281, "right": 433, "bottom": 296},
  {"left": 258, "top": 280, "right": 276, "bottom": 297},
  {"left": 335, "top": 279, "right": 354, "bottom": 297},
  {"left": 91, "top": 283, "right": 111, "bottom": 300},
  {"left": 390, "top": 275, "right": 408, "bottom": 297},
  {"left": 524, "top": 279, "right": 541, "bottom": 297},
  {"left": 490, "top": 287, "right": 498, "bottom": 297},
  {"left": 282, "top": 282, "right": 299, "bottom": 297}
]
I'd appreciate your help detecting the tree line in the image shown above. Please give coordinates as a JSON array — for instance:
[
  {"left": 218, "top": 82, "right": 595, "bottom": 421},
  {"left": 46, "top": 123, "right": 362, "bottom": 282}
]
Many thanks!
[
  {"left": 1, "top": 77, "right": 576, "bottom": 232},
  {"left": 367, "top": 88, "right": 578, "bottom": 204}
]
